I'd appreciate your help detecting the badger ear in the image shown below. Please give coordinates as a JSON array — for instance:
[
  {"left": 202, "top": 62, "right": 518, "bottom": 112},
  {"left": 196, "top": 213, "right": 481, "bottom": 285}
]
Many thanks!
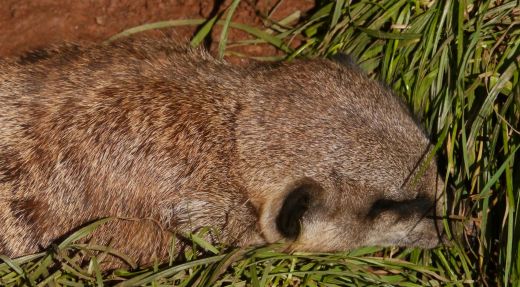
[{"left": 275, "top": 179, "right": 323, "bottom": 240}]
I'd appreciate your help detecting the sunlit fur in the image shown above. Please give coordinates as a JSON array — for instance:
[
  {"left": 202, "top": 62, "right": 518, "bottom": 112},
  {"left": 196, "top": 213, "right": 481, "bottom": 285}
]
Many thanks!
[{"left": 0, "top": 38, "right": 445, "bottom": 268}]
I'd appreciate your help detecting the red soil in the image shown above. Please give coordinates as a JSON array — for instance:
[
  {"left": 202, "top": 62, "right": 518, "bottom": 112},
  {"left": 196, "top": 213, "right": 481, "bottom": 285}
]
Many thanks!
[{"left": 0, "top": 0, "right": 315, "bottom": 62}]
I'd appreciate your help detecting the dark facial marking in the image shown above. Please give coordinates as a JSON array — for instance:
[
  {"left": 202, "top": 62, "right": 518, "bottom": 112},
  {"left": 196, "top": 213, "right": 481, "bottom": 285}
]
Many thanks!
[{"left": 367, "top": 197, "right": 435, "bottom": 221}]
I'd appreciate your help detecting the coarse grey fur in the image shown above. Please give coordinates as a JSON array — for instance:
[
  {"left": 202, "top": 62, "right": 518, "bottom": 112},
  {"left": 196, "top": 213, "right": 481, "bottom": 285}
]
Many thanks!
[{"left": 0, "top": 38, "right": 445, "bottom": 267}]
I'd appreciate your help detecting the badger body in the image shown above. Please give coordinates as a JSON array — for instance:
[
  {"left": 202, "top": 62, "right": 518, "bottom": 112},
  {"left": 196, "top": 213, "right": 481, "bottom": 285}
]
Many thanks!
[{"left": 0, "top": 38, "right": 444, "bottom": 266}]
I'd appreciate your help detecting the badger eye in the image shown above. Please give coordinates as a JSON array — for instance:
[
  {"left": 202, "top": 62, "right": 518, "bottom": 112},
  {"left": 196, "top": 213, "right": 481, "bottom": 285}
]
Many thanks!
[
  {"left": 367, "top": 199, "right": 396, "bottom": 219},
  {"left": 276, "top": 183, "right": 313, "bottom": 239},
  {"left": 367, "top": 197, "right": 435, "bottom": 220}
]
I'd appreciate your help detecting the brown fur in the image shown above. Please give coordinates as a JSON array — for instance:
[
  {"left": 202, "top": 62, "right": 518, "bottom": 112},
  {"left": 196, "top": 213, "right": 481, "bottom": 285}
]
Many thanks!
[{"left": 0, "top": 38, "right": 445, "bottom": 267}]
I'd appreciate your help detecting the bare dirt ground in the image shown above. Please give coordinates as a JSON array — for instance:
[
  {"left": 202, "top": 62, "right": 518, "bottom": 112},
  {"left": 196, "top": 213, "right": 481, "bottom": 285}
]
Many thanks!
[{"left": 0, "top": 0, "right": 315, "bottom": 61}]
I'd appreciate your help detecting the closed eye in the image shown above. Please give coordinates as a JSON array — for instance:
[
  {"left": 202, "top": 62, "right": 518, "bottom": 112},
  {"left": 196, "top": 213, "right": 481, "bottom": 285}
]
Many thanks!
[{"left": 367, "top": 198, "right": 434, "bottom": 220}]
